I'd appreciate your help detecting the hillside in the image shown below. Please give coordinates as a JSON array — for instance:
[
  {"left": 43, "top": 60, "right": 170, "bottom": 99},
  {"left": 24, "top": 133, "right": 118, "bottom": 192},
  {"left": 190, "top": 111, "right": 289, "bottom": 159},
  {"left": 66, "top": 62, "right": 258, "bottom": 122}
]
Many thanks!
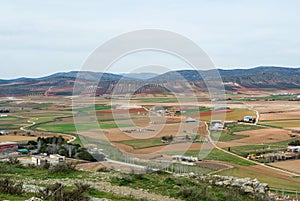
[{"left": 0, "top": 66, "right": 299, "bottom": 96}]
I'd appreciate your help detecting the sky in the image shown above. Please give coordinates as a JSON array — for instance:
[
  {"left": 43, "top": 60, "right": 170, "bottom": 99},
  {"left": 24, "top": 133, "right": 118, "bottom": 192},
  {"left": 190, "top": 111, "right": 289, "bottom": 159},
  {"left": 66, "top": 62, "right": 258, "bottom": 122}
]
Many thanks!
[{"left": 0, "top": 0, "right": 300, "bottom": 78}]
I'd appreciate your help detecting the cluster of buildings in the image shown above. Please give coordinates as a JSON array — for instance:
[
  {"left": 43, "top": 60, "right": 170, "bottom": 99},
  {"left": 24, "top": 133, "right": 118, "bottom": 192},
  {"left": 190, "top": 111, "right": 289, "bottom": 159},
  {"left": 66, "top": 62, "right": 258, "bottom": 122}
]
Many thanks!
[
  {"left": 248, "top": 145, "right": 300, "bottom": 162},
  {"left": 172, "top": 155, "right": 199, "bottom": 166},
  {"left": 31, "top": 154, "right": 65, "bottom": 166}
]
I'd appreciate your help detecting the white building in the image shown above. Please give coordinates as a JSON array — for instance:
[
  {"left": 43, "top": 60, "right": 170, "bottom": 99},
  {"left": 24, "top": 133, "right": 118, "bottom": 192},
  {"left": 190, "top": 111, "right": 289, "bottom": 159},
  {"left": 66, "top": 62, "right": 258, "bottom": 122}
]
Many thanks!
[
  {"left": 287, "top": 146, "right": 300, "bottom": 152},
  {"left": 244, "top": 116, "right": 253, "bottom": 122},
  {"left": 0, "top": 130, "right": 8, "bottom": 135},
  {"left": 31, "top": 154, "right": 65, "bottom": 166}
]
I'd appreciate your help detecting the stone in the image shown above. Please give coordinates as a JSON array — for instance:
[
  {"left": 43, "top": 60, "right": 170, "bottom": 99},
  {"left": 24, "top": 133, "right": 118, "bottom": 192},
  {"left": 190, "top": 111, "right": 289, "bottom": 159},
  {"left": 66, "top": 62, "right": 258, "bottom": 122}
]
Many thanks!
[
  {"left": 223, "top": 180, "right": 231, "bottom": 186},
  {"left": 243, "top": 186, "right": 254, "bottom": 194},
  {"left": 25, "top": 197, "right": 43, "bottom": 201}
]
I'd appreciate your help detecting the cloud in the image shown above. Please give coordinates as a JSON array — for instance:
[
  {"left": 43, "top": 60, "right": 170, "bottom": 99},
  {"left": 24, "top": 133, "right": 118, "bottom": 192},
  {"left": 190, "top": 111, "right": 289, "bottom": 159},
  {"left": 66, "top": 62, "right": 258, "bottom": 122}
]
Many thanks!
[{"left": 0, "top": 0, "right": 300, "bottom": 78}]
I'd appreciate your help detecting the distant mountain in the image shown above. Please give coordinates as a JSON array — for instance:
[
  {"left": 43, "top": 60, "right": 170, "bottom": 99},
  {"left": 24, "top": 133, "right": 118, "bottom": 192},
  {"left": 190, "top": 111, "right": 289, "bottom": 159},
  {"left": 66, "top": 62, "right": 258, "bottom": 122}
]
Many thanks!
[
  {"left": 121, "top": 72, "right": 159, "bottom": 80},
  {"left": 0, "top": 66, "right": 299, "bottom": 96}
]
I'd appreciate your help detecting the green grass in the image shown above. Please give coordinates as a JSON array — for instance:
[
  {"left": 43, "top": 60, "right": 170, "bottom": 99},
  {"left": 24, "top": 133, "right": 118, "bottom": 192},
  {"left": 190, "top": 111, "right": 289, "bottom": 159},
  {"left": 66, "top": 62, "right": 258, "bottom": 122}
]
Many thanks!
[
  {"left": 73, "top": 104, "right": 115, "bottom": 113},
  {"left": 0, "top": 192, "right": 32, "bottom": 200},
  {"left": 227, "top": 124, "right": 262, "bottom": 132},
  {"left": 211, "top": 130, "right": 247, "bottom": 142},
  {"left": 211, "top": 124, "right": 262, "bottom": 142},
  {"left": 110, "top": 171, "right": 258, "bottom": 201},
  {"left": 0, "top": 124, "right": 24, "bottom": 130},
  {"left": 118, "top": 138, "right": 165, "bottom": 149},
  {"left": 183, "top": 107, "right": 211, "bottom": 115},
  {"left": 87, "top": 188, "right": 140, "bottom": 201},
  {"left": 0, "top": 162, "right": 81, "bottom": 180}
]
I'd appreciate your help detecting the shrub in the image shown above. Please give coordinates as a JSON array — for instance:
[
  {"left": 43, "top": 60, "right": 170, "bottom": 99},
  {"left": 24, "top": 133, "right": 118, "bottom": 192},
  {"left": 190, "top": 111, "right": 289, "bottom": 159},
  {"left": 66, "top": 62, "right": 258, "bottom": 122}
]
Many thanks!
[
  {"left": 38, "top": 182, "right": 90, "bottom": 201},
  {"left": 0, "top": 178, "right": 23, "bottom": 195},
  {"left": 7, "top": 157, "right": 20, "bottom": 165},
  {"left": 49, "top": 162, "right": 76, "bottom": 173}
]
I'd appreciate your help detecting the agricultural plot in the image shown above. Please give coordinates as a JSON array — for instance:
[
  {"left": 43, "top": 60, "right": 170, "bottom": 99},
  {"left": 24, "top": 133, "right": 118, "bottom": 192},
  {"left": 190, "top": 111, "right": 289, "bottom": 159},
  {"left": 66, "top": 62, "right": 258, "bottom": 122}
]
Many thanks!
[
  {"left": 217, "top": 128, "right": 293, "bottom": 149},
  {"left": 37, "top": 122, "right": 134, "bottom": 133},
  {"left": 199, "top": 108, "right": 256, "bottom": 121},
  {"left": 271, "top": 160, "right": 300, "bottom": 174},
  {"left": 260, "top": 119, "right": 300, "bottom": 129},
  {"left": 219, "top": 165, "right": 300, "bottom": 191},
  {"left": 229, "top": 137, "right": 300, "bottom": 157},
  {"left": 211, "top": 124, "right": 263, "bottom": 142}
]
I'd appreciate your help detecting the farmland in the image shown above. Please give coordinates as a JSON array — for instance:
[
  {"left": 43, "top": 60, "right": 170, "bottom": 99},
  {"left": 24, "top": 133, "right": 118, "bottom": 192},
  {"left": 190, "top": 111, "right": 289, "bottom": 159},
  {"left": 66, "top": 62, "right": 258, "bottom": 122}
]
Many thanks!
[{"left": 0, "top": 93, "right": 300, "bottom": 199}]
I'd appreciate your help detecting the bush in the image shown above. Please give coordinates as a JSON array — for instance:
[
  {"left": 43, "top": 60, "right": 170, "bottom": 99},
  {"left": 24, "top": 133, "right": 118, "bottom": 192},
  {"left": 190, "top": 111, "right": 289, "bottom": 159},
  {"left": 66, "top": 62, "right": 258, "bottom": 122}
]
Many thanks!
[
  {"left": 49, "top": 162, "right": 76, "bottom": 173},
  {"left": 0, "top": 178, "right": 23, "bottom": 195},
  {"left": 38, "top": 182, "right": 90, "bottom": 201},
  {"left": 7, "top": 157, "right": 20, "bottom": 165}
]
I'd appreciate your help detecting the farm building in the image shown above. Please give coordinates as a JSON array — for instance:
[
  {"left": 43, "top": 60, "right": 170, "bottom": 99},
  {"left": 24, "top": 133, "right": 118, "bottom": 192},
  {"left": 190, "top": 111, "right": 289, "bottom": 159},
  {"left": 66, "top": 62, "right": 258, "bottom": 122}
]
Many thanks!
[
  {"left": 0, "top": 130, "right": 8, "bottom": 135},
  {"left": 287, "top": 146, "right": 300, "bottom": 152},
  {"left": 31, "top": 154, "right": 65, "bottom": 166},
  {"left": 172, "top": 155, "right": 198, "bottom": 162},
  {"left": 214, "top": 106, "right": 230, "bottom": 110},
  {"left": 185, "top": 117, "right": 197, "bottom": 123},
  {"left": 0, "top": 142, "right": 18, "bottom": 152},
  {"left": 210, "top": 120, "right": 224, "bottom": 130},
  {"left": 243, "top": 116, "right": 254, "bottom": 122}
]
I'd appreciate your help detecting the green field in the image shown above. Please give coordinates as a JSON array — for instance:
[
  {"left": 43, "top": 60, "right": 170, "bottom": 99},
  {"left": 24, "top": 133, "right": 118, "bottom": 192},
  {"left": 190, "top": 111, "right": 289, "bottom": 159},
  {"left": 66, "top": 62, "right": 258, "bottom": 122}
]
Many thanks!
[
  {"left": 73, "top": 104, "right": 115, "bottom": 113},
  {"left": 118, "top": 138, "right": 165, "bottom": 149},
  {"left": 0, "top": 123, "right": 25, "bottom": 130},
  {"left": 211, "top": 130, "right": 247, "bottom": 142},
  {"left": 211, "top": 124, "right": 263, "bottom": 142},
  {"left": 37, "top": 122, "right": 133, "bottom": 133},
  {"left": 0, "top": 116, "right": 23, "bottom": 121}
]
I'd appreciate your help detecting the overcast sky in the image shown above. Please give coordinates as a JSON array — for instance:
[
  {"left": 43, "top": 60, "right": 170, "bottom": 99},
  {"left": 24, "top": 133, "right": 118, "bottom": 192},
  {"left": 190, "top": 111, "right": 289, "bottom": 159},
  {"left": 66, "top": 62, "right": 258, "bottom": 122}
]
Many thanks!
[{"left": 1, "top": 0, "right": 300, "bottom": 78}]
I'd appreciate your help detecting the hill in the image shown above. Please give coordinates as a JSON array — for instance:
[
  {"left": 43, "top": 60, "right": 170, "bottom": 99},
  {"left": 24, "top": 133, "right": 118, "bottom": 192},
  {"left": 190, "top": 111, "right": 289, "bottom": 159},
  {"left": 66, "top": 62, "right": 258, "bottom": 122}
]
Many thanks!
[{"left": 0, "top": 66, "right": 299, "bottom": 96}]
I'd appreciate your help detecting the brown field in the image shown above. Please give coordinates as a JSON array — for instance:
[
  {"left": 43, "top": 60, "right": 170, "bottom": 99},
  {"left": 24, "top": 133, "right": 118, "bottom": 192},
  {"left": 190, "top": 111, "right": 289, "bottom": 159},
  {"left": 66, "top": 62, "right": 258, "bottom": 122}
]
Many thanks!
[
  {"left": 0, "top": 135, "right": 38, "bottom": 142},
  {"left": 0, "top": 133, "right": 73, "bottom": 142},
  {"left": 260, "top": 111, "right": 300, "bottom": 121},
  {"left": 271, "top": 160, "right": 300, "bottom": 174},
  {"left": 217, "top": 128, "right": 292, "bottom": 148},
  {"left": 112, "top": 142, "right": 214, "bottom": 155}
]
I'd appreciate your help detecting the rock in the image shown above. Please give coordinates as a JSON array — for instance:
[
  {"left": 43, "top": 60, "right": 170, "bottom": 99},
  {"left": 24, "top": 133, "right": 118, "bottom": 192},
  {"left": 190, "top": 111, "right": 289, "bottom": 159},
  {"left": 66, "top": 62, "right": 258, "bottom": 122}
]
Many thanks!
[
  {"left": 215, "top": 181, "right": 223, "bottom": 186},
  {"left": 25, "top": 197, "right": 43, "bottom": 201},
  {"left": 223, "top": 180, "right": 231, "bottom": 186},
  {"left": 243, "top": 186, "right": 254, "bottom": 194}
]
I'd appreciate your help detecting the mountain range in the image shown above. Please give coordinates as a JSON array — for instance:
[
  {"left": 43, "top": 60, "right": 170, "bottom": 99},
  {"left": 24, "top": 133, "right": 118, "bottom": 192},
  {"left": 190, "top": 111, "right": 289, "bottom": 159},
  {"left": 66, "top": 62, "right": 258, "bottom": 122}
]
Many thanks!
[{"left": 0, "top": 66, "right": 299, "bottom": 96}]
